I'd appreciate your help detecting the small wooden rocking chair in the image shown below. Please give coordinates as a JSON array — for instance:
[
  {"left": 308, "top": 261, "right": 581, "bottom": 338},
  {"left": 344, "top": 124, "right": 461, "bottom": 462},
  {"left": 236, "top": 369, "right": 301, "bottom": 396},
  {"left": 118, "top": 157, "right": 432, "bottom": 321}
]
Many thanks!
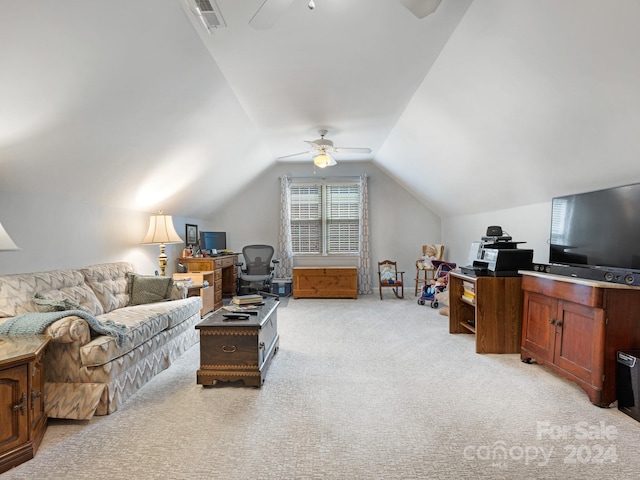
[{"left": 378, "top": 260, "right": 404, "bottom": 300}]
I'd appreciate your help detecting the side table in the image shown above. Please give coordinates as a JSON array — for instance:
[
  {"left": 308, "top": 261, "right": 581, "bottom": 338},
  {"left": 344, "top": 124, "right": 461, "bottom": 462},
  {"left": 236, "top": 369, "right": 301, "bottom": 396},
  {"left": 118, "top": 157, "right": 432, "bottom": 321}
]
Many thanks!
[{"left": 0, "top": 335, "right": 50, "bottom": 474}]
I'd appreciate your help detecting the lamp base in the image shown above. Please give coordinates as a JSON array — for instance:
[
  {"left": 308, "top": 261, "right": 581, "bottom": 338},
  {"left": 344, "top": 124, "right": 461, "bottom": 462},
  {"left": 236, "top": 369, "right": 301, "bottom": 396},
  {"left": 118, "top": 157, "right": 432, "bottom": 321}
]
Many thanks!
[{"left": 158, "top": 244, "right": 168, "bottom": 276}]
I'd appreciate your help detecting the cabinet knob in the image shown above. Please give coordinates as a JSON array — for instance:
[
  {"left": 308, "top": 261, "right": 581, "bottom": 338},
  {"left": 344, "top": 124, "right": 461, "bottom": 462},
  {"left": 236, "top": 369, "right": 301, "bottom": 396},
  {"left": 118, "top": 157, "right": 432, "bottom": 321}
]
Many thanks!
[
  {"left": 549, "top": 319, "right": 556, "bottom": 325},
  {"left": 222, "top": 345, "right": 237, "bottom": 353}
]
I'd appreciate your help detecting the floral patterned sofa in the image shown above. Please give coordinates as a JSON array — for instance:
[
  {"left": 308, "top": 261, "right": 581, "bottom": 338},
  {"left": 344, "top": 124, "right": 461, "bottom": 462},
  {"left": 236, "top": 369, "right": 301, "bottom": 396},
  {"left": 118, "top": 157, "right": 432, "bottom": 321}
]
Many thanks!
[{"left": 0, "top": 262, "right": 202, "bottom": 420}]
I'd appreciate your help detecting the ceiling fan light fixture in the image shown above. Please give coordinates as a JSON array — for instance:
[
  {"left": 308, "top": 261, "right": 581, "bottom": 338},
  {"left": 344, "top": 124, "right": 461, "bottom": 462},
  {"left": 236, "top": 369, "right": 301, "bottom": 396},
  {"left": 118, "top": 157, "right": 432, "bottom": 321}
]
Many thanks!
[{"left": 313, "top": 152, "right": 335, "bottom": 168}]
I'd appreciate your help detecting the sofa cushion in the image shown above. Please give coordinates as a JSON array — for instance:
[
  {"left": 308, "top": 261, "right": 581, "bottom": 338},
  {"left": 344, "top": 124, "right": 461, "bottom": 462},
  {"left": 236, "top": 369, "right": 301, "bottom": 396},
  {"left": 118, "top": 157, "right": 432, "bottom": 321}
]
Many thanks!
[
  {"left": 82, "top": 262, "right": 135, "bottom": 314},
  {"left": 0, "top": 269, "right": 104, "bottom": 318},
  {"left": 79, "top": 297, "right": 201, "bottom": 367},
  {"left": 127, "top": 273, "right": 174, "bottom": 306}
]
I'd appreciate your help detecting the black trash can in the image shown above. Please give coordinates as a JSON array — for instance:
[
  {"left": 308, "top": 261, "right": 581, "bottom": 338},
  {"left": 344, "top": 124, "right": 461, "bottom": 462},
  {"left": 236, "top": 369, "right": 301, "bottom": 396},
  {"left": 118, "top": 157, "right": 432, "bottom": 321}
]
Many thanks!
[{"left": 616, "top": 350, "right": 640, "bottom": 422}]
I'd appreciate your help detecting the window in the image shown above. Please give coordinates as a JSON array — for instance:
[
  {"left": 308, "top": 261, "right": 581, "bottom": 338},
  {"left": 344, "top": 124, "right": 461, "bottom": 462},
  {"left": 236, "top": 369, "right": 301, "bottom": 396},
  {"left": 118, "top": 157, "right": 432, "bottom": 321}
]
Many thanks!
[{"left": 290, "top": 181, "right": 360, "bottom": 255}]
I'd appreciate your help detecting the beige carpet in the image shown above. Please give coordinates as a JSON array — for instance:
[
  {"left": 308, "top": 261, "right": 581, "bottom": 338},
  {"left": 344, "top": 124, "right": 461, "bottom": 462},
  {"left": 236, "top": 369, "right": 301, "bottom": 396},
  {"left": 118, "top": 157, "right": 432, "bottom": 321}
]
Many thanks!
[{"left": 4, "top": 295, "right": 640, "bottom": 479}]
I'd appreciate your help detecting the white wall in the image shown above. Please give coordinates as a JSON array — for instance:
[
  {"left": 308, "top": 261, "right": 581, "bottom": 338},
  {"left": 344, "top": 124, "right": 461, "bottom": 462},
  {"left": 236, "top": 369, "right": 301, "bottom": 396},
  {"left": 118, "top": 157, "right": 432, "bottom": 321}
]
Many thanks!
[
  {"left": 1, "top": 162, "right": 442, "bottom": 292},
  {"left": 0, "top": 190, "right": 213, "bottom": 276},
  {"left": 442, "top": 202, "right": 552, "bottom": 268},
  {"left": 163, "top": 161, "right": 442, "bottom": 290}
]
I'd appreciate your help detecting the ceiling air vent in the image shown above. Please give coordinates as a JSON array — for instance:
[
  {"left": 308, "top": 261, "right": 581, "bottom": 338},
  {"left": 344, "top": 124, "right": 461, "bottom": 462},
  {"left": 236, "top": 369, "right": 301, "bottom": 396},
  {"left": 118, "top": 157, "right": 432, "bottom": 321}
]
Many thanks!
[{"left": 193, "top": 0, "right": 226, "bottom": 32}]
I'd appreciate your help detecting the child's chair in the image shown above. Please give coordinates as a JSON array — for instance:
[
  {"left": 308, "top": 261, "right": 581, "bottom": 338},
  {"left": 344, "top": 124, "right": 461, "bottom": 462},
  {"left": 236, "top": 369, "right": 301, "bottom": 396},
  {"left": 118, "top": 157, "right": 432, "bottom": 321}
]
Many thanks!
[
  {"left": 415, "top": 244, "right": 444, "bottom": 296},
  {"left": 378, "top": 260, "right": 405, "bottom": 300}
]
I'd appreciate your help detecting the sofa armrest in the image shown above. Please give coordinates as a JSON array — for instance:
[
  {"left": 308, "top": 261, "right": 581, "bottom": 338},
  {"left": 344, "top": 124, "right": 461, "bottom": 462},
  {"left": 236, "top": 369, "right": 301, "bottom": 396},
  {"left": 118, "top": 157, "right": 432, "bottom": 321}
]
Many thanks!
[{"left": 44, "top": 315, "right": 91, "bottom": 344}]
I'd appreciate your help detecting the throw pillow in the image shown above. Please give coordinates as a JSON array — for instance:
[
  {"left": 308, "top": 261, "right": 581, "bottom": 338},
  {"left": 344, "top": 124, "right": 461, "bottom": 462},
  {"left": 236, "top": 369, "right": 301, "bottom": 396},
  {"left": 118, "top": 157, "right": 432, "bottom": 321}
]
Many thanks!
[{"left": 127, "top": 273, "right": 173, "bottom": 306}]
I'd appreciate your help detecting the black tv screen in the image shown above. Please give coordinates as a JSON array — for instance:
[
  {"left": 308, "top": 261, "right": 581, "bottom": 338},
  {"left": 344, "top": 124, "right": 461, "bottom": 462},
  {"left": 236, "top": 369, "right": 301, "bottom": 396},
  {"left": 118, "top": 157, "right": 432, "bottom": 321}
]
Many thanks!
[
  {"left": 549, "top": 183, "right": 640, "bottom": 271},
  {"left": 199, "top": 231, "right": 226, "bottom": 252}
]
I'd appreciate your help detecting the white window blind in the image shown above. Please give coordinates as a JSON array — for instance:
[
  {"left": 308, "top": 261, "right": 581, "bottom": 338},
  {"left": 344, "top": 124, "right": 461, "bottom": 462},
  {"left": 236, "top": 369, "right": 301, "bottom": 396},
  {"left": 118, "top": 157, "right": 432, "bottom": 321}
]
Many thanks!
[
  {"left": 291, "top": 185, "right": 321, "bottom": 253},
  {"left": 290, "top": 182, "right": 360, "bottom": 255},
  {"left": 326, "top": 184, "right": 360, "bottom": 253}
]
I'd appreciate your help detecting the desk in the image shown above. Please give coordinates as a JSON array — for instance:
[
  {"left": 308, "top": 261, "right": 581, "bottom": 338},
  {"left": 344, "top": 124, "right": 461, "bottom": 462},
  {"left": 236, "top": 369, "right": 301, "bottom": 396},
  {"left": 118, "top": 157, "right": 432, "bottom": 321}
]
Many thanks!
[{"left": 179, "top": 254, "right": 238, "bottom": 311}]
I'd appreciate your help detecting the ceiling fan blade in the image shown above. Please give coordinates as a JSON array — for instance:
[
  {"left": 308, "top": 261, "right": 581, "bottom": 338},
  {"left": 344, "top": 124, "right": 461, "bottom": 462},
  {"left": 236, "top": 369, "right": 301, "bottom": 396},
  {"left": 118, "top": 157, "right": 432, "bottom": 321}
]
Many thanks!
[
  {"left": 398, "top": 0, "right": 443, "bottom": 19},
  {"left": 334, "top": 147, "right": 372, "bottom": 154},
  {"left": 249, "top": 0, "right": 295, "bottom": 30},
  {"left": 277, "top": 150, "right": 312, "bottom": 160}
]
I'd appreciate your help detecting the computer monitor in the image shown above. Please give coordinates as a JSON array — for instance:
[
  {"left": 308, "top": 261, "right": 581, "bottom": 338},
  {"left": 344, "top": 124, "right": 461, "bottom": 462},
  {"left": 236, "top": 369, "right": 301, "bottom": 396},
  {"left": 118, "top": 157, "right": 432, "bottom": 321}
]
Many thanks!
[{"left": 199, "top": 231, "right": 226, "bottom": 253}]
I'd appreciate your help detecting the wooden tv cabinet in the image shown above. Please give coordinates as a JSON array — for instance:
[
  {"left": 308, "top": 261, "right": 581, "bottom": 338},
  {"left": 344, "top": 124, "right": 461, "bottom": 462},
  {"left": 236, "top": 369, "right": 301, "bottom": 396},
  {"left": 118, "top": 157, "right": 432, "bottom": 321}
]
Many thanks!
[
  {"left": 292, "top": 267, "right": 358, "bottom": 299},
  {"left": 520, "top": 271, "right": 640, "bottom": 407},
  {"left": 448, "top": 271, "right": 523, "bottom": 354}
]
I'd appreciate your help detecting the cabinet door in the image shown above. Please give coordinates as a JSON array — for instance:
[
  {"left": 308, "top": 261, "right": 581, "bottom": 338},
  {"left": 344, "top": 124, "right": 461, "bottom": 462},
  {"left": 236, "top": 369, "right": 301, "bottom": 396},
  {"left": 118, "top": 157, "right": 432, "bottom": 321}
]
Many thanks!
[
  {"left": 522, "top": 292, "right": 556, "bottom": 362},
  {"left": 0, "top": 365, "right": 29, "bottom": 453},
  {"left": 553, "top": 300, "right": 604, "bottom": 386}
]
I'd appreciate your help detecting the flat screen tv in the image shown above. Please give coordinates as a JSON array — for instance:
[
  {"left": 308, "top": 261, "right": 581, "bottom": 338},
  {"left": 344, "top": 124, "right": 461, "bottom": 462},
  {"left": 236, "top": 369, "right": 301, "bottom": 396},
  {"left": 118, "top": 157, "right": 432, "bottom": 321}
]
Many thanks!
[
  {"left": 199, "top": 231, "right": 226, "bottom": 253},
  {"left": 549, "top": 183, "right": 640, "bottom": 271}
]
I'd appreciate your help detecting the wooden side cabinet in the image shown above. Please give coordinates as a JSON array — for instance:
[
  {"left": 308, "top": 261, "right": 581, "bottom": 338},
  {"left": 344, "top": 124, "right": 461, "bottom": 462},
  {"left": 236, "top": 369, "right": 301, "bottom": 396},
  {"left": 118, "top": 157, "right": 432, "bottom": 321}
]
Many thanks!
[
  {"left": 174, "top": 271, "right": 215, "bottom": 317},
  {"left": 0, "top": 335, "right": 50, "bottom": 474},
  {"left": 520, "top": 272, "right": 640, "bottom": 407},
  {"left": 448, "top": 271, "right": 523, "bottom": 354},
  {"left": 179, "top": 254, "right": 238, "bottom": 311}
]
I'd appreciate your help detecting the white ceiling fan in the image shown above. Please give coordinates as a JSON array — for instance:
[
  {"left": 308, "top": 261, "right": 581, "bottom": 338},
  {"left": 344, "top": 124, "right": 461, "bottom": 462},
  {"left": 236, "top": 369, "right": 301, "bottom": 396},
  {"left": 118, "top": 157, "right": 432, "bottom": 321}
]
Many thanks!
[
  {"left": 250, "top": 0, "right": 443, "bottom": 29},
  {"left": 277, "top": 129, "right": 372, "bottom": 168}
]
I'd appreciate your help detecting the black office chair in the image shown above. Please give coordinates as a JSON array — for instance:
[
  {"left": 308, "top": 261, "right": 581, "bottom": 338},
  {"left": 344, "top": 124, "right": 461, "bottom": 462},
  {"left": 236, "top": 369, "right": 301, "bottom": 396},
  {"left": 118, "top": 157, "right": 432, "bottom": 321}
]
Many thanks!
[{"left": 237, "top": 244, "right": 279, "bottom": 295}]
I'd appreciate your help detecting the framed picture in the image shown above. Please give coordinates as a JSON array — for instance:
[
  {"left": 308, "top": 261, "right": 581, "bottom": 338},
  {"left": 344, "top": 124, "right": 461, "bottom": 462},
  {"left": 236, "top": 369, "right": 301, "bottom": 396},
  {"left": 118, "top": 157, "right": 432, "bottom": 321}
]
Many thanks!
[{"left": 185, "top": 224, "right": 198, "bottom": 246}]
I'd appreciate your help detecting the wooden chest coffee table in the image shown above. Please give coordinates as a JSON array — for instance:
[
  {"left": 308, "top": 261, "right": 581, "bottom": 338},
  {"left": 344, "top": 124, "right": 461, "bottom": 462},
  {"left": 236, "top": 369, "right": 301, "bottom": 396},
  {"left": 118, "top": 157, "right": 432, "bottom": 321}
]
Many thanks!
[{"left": 195, "top": 297, "right": 279, "bottom": 387}]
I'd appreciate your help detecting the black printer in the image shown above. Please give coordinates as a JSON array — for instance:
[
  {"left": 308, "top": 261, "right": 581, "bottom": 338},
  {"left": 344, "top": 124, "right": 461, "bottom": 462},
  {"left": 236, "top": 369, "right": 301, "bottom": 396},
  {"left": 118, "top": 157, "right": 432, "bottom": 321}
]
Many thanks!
[{"left": 460, "top": 226, "right": 533, "bottom": 277}]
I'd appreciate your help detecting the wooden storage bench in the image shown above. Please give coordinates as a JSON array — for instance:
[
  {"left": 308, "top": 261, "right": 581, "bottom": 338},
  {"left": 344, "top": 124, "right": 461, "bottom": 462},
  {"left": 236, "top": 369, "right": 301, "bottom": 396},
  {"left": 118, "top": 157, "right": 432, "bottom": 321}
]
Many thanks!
[{"left": 293, "top": 267, "right": 358, "bottom": 299}]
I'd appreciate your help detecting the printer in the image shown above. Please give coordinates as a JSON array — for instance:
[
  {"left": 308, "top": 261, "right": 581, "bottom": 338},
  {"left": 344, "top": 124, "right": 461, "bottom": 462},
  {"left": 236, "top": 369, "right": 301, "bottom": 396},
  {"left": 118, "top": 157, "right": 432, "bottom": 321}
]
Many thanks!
[{"left": 461, "top": 226, "right": 534, "bottom": 277}]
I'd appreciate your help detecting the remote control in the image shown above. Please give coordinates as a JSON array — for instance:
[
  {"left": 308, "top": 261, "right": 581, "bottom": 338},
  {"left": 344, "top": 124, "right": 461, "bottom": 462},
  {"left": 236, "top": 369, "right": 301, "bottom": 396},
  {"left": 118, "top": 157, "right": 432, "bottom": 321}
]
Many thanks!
[{"left": 223, "top": 313, "right": 250, "bottom": 320}]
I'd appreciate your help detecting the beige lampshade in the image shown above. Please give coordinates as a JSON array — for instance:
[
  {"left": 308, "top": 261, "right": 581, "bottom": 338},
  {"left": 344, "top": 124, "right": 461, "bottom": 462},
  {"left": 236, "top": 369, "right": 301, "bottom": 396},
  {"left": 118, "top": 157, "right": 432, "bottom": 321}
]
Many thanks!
[
  {"left": 141, "top": 213, "right": 183, "bottom": 277},
  {"left": 0, "top": 221, "right": 20, "bottom": 251},
  {"left": 141, "top": 214, "right": 183, "bottom": 245}
]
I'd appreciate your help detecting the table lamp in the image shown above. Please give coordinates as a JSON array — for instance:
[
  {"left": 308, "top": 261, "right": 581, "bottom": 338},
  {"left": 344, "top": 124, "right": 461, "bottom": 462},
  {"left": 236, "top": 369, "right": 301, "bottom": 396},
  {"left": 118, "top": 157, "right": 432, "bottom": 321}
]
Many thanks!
[
  {"left": 141, "top": 212, "right": 183, "bottom": 276},
  {"left": 0, "top": 221, "right": 20, "bottom": 251}
]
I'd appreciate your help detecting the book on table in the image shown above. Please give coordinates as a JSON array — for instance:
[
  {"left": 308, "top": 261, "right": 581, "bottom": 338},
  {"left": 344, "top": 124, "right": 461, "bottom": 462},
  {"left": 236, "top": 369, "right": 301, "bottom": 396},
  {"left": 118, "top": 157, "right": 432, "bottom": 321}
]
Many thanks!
[{"left": 232, "top": 294, "right": 264, "bottom": 305}]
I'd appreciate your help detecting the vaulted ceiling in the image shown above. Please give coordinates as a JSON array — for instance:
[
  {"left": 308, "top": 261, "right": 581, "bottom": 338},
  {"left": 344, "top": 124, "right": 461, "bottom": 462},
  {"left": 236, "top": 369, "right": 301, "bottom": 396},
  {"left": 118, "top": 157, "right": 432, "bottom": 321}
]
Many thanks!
[{"left": 2, "top": 0, "right": 639, "bottom": 219}]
